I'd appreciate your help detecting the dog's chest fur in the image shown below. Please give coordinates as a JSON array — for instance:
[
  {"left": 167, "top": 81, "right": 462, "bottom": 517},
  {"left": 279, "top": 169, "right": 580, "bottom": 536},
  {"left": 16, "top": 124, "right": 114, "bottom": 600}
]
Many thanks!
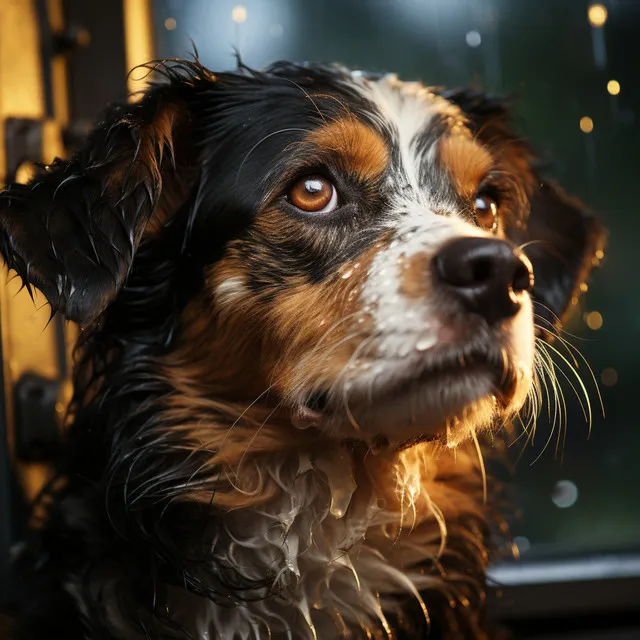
[{"left": 77, "top": 443, "right": 486, "bottom": 640}]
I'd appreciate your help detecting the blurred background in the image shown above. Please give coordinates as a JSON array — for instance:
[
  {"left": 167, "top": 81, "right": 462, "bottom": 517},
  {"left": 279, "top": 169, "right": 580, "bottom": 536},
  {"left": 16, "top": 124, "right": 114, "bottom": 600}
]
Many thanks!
[{"left": 0, "top": 0, "right": 638, "bottom": 638}]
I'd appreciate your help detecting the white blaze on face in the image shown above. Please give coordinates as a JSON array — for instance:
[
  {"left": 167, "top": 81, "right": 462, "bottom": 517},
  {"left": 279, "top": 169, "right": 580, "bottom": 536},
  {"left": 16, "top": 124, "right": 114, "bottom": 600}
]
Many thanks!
[
  {"left": 361, "top": 73, "right": 469, "bottom": 202},
  {"left": 354, "top": 74, "right": 485, "bottom": 356},
  {"left": 361, "top": 210, "right": 486, "bottom": 360},
  {"left": 344, "top": 72, "right": 535, "bottom": 421}
]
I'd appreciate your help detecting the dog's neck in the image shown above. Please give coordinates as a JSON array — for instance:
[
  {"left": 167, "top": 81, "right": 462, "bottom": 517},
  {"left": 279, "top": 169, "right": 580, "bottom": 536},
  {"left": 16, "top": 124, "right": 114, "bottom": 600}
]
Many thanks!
[{"left": 154, "top": 431, "right": 489, "bottom": 639}]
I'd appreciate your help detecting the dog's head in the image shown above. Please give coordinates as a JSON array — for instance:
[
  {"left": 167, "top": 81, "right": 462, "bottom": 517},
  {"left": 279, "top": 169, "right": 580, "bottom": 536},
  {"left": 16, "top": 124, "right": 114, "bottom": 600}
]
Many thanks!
[{"left": 0, "top": 61, "right": 605, "bottom": 450}]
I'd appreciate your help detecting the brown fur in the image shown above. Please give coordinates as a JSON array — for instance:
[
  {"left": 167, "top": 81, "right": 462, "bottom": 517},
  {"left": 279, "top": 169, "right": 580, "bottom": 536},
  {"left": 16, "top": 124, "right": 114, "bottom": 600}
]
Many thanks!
[
  {"left": 439, "top": 136, "right": 493, "bottom": 200},
  {"left": 305, "top": 117, "right": 390, "bottom": 182}
]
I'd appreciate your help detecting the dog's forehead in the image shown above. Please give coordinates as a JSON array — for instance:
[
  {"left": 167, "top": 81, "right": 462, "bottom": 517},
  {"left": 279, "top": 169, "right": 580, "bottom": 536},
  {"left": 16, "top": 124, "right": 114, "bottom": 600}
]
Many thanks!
[
  {"left": 297, "top": 70, "right": 487, "bottom": 199},
  {"left": 357, "top": 72, "right": 468, "bottom": 135},
  {"left": 318, "top": 69, "right": 472, "bottom": 154}
]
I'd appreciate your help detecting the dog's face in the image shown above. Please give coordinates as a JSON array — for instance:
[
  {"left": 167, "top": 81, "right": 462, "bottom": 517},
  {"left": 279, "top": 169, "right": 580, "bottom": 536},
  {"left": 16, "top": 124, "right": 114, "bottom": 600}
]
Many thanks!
[
  {"left": 207, "top": 75, "right": 536, "bottom": 448},
  {"left": 0, "top": 62, "right": 604, "bottom": 450}
]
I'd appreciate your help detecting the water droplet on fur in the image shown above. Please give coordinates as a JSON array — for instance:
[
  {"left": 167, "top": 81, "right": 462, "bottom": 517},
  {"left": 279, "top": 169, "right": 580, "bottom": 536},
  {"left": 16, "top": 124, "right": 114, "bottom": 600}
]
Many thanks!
[
  {"left": 347, "top": 289, "right": 358, "bottom": 302},
  {"left": 416, "top": 336, "right": 436, "bottom": 352},
  {"left": 319, "top": 319, "right": 326, "bottom": 327},
  {"left": 358, "top": 317, "right": 365, "bottom": 324},
  {"left": 341, "top": 267, "right": 354, "bottom": 279}
]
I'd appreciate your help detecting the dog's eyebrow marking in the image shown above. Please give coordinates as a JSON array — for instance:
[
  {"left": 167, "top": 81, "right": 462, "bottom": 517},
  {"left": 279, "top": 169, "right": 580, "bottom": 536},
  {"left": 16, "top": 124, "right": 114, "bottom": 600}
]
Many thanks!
[
  {"left": 438, "top": 136, "right": 493, "bottom": 199},
  {"left": 305, "top": 117, "right": 389, "bottom": 181}
]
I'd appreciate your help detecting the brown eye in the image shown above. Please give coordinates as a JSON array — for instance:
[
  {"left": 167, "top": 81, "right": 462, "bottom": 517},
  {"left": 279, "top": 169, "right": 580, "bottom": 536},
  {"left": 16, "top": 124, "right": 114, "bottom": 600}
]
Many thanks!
[
  {"left": 474, "top": 193, "right": 499, "bottom": 231},
  {"left": 288, "top": 175, "right": 338, "bottom": 213}
]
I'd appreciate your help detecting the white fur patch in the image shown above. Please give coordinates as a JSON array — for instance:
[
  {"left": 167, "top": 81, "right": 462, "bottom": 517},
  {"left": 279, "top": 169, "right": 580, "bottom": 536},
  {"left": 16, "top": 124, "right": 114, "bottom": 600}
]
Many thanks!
[
  {"left": 215, "top": 276, "right": 247, "bottom": 306},
  {"left": 357, "top": 73, "right": 467, "bottom": 200}
]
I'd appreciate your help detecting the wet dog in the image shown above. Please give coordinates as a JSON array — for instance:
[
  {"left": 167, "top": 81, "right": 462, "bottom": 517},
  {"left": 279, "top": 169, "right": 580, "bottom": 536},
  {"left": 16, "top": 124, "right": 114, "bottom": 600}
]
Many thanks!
[{"left": 1, "top": 60, "right": 604, "bottom": 639}]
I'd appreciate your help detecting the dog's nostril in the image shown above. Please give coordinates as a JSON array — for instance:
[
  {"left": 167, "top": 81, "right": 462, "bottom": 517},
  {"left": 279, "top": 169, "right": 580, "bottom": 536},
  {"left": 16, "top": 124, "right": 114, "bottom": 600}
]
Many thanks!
[
  {"left": 512, "top": 261, "right": 533, "bottom": 293},
  {"left": 472, "top": 258, "right": 493, "bottom": 284}
]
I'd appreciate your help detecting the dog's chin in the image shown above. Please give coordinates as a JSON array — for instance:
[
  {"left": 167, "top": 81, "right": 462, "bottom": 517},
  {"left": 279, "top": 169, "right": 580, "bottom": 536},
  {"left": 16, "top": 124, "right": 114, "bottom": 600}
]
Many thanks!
[{"left": 292, "top": 347, "right": 531, "bottom": 450}]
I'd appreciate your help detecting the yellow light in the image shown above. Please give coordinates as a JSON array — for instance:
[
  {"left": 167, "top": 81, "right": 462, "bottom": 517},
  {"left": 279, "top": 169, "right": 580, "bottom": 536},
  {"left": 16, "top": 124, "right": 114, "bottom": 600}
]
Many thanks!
[
  {"left": 580, "top": 116, "right": 594, "bottom": 133},
  {"left": 607, "top": 79, "right": 620, "bottom": 95},
  {"left": 595, "top": 249, "right": 605, "bottom": 260},
  {"left": 232, "top": 5, "right": 248, "bottom": 23},
  {"left": 123, "top": 0, "right": 155, "bottom": 98},
  {"left": 164, "top": 17, "right": 177, "bottom": 30},
  {"left": 584, "top": 310, "right": 603, "bottom": 330},
  {"left": 15, "top": 161, "right": 36, "bottom": 184},
  {"left": 579, "top": 282, "right": 589, "bottom": 293},
  {"left": 601, "top": 367, "right": 618, "bottom": 387},
  {"left": 588, "top": 4, "right": 608, "bottom": 28}
]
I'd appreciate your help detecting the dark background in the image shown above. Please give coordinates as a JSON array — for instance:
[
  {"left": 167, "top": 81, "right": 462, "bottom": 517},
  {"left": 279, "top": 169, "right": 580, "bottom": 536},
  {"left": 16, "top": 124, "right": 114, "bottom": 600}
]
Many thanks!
[{"left": 152, "top": 0, "right": 639, "bottom": 559}]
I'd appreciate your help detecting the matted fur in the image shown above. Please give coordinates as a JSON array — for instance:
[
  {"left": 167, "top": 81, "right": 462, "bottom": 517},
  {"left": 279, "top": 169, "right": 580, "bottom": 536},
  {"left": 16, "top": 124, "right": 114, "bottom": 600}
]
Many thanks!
[{"left": 0, "top": 59, "right": 605, "bottom": 640}]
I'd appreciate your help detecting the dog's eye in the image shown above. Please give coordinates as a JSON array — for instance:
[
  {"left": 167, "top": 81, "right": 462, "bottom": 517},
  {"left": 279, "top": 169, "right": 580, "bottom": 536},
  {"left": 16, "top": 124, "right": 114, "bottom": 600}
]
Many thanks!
[
  {"left": 474, "top": 192, "right": 499, "bottom": 232},
  {"left": 288, "top": 175, "right": 338, "bottom": 214}
]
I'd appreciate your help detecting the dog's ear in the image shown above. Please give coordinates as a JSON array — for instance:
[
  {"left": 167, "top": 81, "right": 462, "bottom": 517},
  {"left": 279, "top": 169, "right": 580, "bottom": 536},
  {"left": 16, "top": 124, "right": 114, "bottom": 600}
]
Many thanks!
[
  {"left": 516, "top": 180, "right": 605, "bottom": 329},
  {"left": 444, "top": 88, "right": 607, "bottom": 331},
  {"left": 0, "top": 76, "right": 197, "bottom": 325}
]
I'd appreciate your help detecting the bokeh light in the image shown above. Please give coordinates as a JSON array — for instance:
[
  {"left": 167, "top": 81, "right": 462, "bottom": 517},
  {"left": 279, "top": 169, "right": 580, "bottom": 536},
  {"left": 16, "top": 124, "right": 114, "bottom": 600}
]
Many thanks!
[
  {"left": 465, "top": 30, "right": 481, "bottom": 47},
  {"left": 232, "top": 5, "right": 248, "bottom": 23},
  {"left": 580, "top": 116, "right": 594, "bottom": 133},
  {"left": 588, "top": 4, "right": 608, "bottom": 28},
  {"left": 584, "top": 310, "right": 603, "bottom": 330},
  {"left": 552, "top": 480, "right": 579, "bottom": 509},
  {"left": 601, "top": 368, "right": 618, "bottom": 387},
  {"left": 607, "top": 79, "right": 621, "bottom": 95}
]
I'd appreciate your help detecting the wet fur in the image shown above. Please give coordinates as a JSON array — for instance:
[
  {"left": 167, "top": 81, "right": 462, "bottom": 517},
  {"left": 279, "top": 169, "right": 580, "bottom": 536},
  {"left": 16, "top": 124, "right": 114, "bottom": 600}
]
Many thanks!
[{"left": 0, "top": 60, "right": 604, "bottom": 639}]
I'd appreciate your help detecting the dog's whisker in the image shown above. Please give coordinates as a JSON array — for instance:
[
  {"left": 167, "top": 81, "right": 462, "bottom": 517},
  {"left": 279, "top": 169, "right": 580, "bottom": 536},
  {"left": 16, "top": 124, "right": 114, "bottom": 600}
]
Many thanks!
[
  {"left": 542, "top": 339, "right": 593, "bottom": 432},
  {"left": 542, "top": 322, "right": 605, "bottom": 420}
]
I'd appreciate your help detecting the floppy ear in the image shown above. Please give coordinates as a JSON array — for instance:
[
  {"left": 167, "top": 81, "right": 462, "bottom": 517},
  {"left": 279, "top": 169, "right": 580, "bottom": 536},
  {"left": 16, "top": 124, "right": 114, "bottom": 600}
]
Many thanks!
[
  {"left": 514, "top": 180, "right": 605, "bottom": 328},
  {"left": 443, "top": 88, "right": 607, "bottom": 332},
  {"left": 0, "top": 74, "right": 197, "bottom": 325}
]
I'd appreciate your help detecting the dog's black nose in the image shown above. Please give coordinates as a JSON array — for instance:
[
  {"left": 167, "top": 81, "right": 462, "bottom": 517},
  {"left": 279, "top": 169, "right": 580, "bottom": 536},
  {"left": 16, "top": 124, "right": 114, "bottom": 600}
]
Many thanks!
[{"left": 434, "top": 237, "right": 533, "bottom": 325}]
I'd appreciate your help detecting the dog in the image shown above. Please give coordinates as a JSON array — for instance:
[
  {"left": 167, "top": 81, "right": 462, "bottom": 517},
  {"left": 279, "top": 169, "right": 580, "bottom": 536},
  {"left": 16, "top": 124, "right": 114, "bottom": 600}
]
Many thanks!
[{"left": 0, "top": 60, "right": 605, "bottom": 639}]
